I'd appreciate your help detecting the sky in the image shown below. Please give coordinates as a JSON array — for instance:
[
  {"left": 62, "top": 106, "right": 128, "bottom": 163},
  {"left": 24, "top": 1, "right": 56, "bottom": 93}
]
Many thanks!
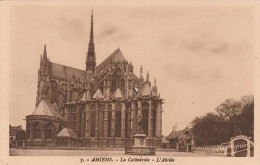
[{"left": 9, "top": 4, "right": 255, "bottom": 136}]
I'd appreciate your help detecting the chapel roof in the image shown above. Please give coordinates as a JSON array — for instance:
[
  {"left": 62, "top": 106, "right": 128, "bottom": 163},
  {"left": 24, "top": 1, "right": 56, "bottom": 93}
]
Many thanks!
[
  {"left": 57, "top": 128, "right": 79, "bottom": 139},
  {"left": 96, "top": 48, "right": 126, "bottom": 70},
  {"left": 31, "top": 99, "right": 63, "bottom": 119}
]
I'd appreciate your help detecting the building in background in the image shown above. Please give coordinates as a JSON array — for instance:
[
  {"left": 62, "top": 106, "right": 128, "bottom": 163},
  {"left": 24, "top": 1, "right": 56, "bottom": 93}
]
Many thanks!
[
  {"left": 25, "top": 11, "right": 164, "bottom": 148},
  {"left": 166, "top": 127, "right": 194, "bottom": 152},
  {"left": 9, "top": 125, "right": 26, "bottom": 148}
]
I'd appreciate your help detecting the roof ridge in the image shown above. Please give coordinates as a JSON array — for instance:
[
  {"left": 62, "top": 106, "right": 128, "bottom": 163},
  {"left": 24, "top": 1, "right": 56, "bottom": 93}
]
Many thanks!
[{"left": 52, "top": 62, "right": 85, "bottom": 72}]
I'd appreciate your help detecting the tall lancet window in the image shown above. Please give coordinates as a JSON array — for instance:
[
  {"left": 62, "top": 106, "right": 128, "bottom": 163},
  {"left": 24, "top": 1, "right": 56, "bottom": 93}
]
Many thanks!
[
  {"left": 45, "top": 122, "right": 55, "bottom": 140},
  {"left": 33, "top": 122, "right": 41, "bottom": 140},
  {"left": 50, "top": 80, "right": 57, "bottom": 103},
  {"left": 112, "top": 68, "right": 124, "bottom": 94},
  {"left": 142, "top": 102, "right": 149, "bottom": 136},
  {"left": 91, "top": 104, "right": 96, "bottom": 137},
  {"left": 115, "top": 103, "right": 122, "bottom": 137},
  {"left": 108, "top": 104, "right": 112, "bottom": 137}
]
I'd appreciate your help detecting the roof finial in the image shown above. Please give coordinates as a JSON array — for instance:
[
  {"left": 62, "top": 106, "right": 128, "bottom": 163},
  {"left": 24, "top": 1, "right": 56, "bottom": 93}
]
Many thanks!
[
  {"left": 140, "top": 65, "right": 143, "bottom": 79},
  {"left": 42, "top": 44, "right": 48, "bottom": 63}
]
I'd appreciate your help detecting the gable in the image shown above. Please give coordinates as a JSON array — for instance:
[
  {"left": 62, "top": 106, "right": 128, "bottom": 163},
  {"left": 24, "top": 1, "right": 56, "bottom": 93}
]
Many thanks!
[{"left": 96, "top": 48, "right": 126, "bottom": 71}]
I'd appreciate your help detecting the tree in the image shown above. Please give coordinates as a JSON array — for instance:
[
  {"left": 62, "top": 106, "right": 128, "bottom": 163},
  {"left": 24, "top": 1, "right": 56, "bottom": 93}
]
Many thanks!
[
  {"left": 191, "top": 113, "right": 223, "bottom": 145},
  {"left": 237, "top": 95, "right": 254, "bottom": 138},
  {"left": 191, "top": 95, "right": 254, "bottom": 145},
  {"left": 215, "top": 98, "right": 242, "bottom": 138}
]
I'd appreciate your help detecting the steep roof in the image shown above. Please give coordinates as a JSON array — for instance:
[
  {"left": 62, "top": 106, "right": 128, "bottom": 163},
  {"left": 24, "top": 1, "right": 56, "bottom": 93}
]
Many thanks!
[
  {"left": 166, "top": 129, "right": 185, "bottom": 140},
  {"left": 31, "top": 99, "right": 63, "bottom": 119},
  {"left": 92, "top": 89, "right": 104, "bottom": 99},
  {"left": 96, "top": 48, "right": 126, "bottom": 70},
  {"left": 57, "top": 128, "right": 79, "bottom": 139},
  {"left": 166, "top": 127, "right": 192, "bottom": 140},
  {"left": 51, "top": 62, "right": 87, "bottom": 80}
]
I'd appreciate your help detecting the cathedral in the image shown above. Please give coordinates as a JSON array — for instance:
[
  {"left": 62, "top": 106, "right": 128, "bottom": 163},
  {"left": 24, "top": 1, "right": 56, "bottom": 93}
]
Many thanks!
[{"left": 25, "top": 11, "right": 163, "bottom": 148}]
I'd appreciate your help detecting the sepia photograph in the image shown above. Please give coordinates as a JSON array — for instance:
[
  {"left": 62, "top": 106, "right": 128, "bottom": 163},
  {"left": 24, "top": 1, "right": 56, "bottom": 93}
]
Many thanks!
[{"left": 0, "top": 0, "right": 259, "bottom": 165}]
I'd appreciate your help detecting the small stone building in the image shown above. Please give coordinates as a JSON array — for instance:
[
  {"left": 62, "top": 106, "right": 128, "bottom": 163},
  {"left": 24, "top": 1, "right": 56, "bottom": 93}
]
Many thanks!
[
  {"left": 56, "top": 128, "right": 81, "bottom": 147},
  {"left": 26, "top": 99, "right": 67, "bottom": 147},
  {"left": 166, "top": 127, "right": 194, "bottom": 152}
]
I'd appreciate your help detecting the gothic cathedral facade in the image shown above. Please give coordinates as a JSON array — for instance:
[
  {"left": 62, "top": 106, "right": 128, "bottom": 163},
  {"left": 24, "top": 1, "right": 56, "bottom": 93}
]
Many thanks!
[{"left": 25, "top": 11, "right": 163, "bottom": 148}]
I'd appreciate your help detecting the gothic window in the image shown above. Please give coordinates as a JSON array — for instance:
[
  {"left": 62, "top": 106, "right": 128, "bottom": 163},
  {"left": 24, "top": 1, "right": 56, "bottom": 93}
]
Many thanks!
[
  {"left": 45, "top": 122, "right": 55, "bottom": 140},
  {"left": 112, "top": 68, "right": 124, "bottom": 94},
  {"left": 72, "top": 91, "right": 78, "bottom": 101},
  {"left": 135, "top": 103, "right": 138, "bottom": 130},
  {"left": 91, "top": 105, "right": 96, "bottom": 137},
  {"left": 50, "top": 80, "right": 58, "bottom": 103},
  {"left": 33, "top": 122, "right": 41, "bottom": 139},
  {"left": 125, "top": 104, "right": 129, "bottom": 138},
  {"left": 115, "top": 103, "right": 122, "bottom": 137},
  {"left": 108, "top": 104, "right": 112, "bottom": 137},
  {"left": 121, "top": 79, "right": 125, "bottom": 93},
  {"left": 142, "top": 102, "right": 149, "bottom": 136},
  {"left": 60, "top": 82, "right": 67, "bottom": 91},
  {"left": 98, "top": 81, "right": 104, "bottom": 94},
  {"left": 70, "top": 106, "right": 77, "bottom": 121},
  {"left": 68, "top": 91, "right": 72, "bottom": 102},
  {"left": 99, "top": 104, "right": 104, "bottom": 137}
]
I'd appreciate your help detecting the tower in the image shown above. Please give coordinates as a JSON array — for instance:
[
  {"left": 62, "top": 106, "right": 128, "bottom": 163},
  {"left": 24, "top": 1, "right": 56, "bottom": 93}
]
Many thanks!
[
  {"left": 36, "top": 44, "right": 51, "bottom": 106},
  {"left": 86, "top": 10, "right": 96, "bottom": 72}
]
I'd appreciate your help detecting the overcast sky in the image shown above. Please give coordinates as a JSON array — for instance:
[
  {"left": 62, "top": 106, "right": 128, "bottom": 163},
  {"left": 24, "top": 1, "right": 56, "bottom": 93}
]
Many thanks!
[{"left": 9, "top": 4, "right": 255, "bottom": 136}]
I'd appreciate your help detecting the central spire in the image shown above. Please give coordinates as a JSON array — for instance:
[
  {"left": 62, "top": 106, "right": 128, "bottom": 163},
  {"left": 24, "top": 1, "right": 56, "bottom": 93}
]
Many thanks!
[{"left": 86, "top": 9, "right": 96, "bottom": 72}]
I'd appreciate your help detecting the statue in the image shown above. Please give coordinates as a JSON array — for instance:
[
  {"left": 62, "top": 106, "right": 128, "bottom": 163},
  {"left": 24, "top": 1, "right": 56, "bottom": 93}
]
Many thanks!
[{"left": 137, "top": 113, "right": 144, "bottom": 133}]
